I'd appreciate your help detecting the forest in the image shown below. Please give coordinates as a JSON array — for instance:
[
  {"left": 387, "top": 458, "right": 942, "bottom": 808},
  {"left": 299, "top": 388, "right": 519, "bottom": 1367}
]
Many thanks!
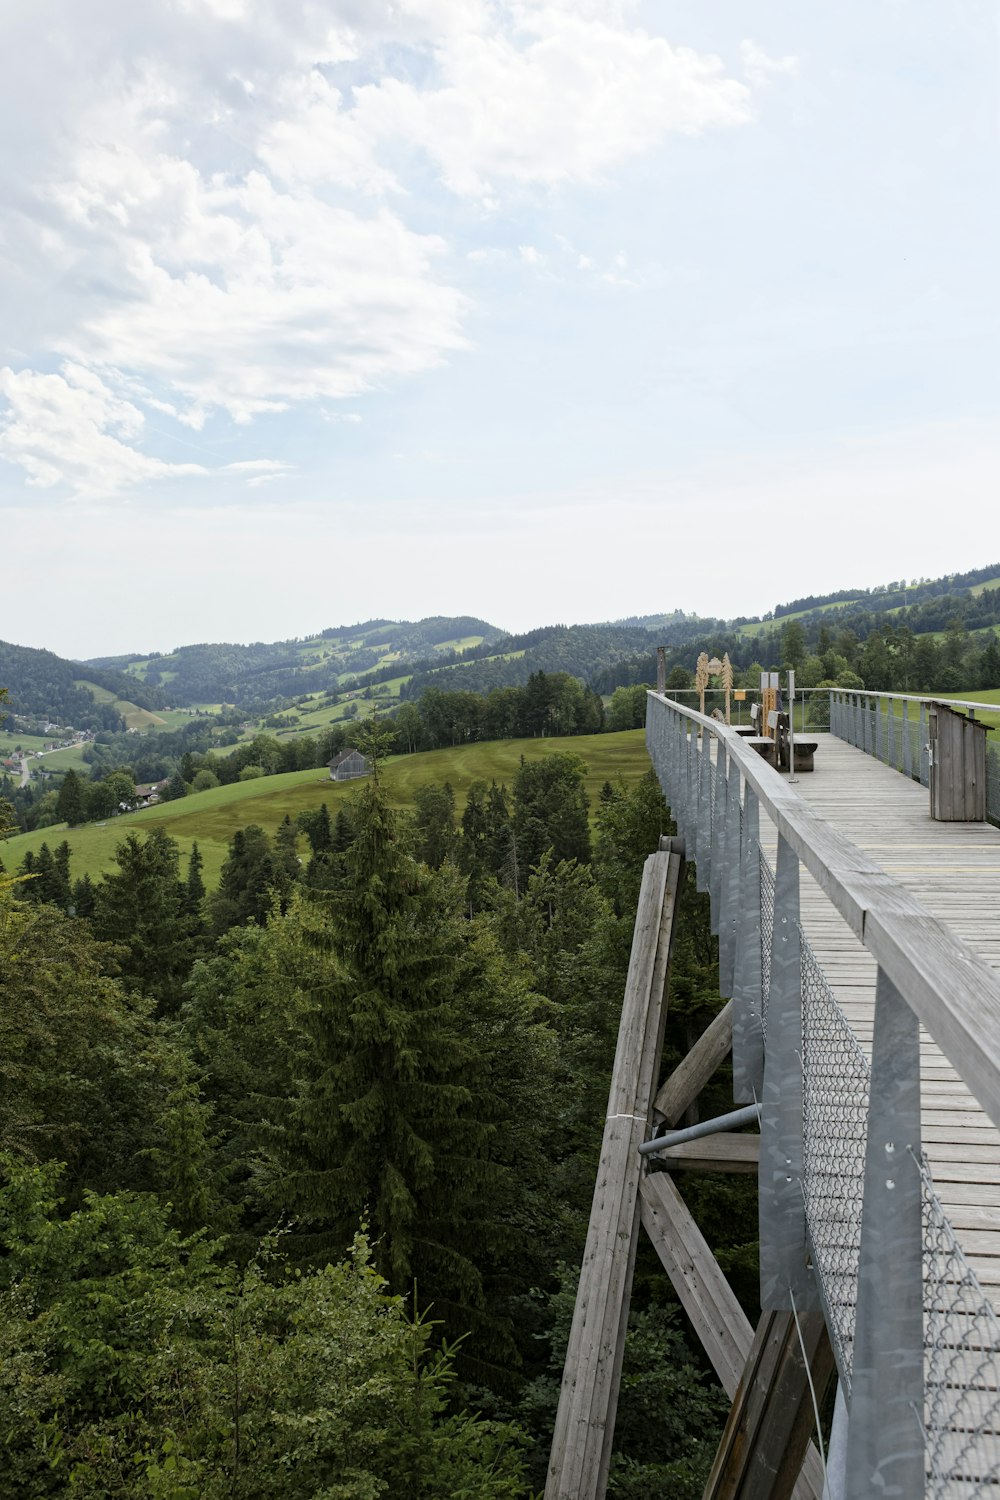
[{"left": 0, "top": 721, "right": 754, "bottom": 1497}]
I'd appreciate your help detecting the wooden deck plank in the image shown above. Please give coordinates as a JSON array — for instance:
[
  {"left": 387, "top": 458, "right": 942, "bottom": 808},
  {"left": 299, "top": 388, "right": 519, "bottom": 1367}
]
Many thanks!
[{"left": 748, "top": 733, "right": 1000, "bottom": 1322}]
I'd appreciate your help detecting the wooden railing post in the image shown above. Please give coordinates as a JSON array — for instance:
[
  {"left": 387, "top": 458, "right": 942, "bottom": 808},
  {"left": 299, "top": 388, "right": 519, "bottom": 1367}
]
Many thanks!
[
  {"left": 759, "top": 833, "right": 818, "bottom": 1311},
  {"left": 844, "top": 968, "right": 925, "bottom": 1497}
]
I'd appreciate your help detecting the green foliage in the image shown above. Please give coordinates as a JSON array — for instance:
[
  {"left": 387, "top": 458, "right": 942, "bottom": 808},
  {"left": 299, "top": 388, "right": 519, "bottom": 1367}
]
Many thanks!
[
  {"left": 90, "top": 828, "right": 199, "bottom": 1013},
  {"left": 606, "top": 684, "right": 649, "bottom": 732},
  {"left": 513, "top": 753, "right": 591, "bottom": 872},
  {"left": 55, "top": 767, "right": 85, "bottom": 826},
  {"left": 520, "top": 1266, "right": 726, "bottom": 1497},
  {"left": 0, "top": 887, "right": 179, "bottom": 1196},
  {"left": 0, "top": 1159, "right": 531, "bottom": 1499},
  {"left": 207, "top": 824, "right": 294, "bottom": 935},
  {"left": 412, "top": 780, "right": 459, "bottom": 868},
  {"left": 593, "top": 771, "right": 673, "bottom": 917}
]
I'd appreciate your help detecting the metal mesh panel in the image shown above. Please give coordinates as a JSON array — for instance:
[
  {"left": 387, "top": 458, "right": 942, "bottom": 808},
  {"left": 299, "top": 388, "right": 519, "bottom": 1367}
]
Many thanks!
[
  {"left": 708, "top": 758, "right": 718, "bottom": 840},
  {"left": 800, "top": 938, "right": 869, "bottom": 1389},
  {"left": 987, "top": 747, "right": 1000, "bottom": 831},
  {"left": 759, "top": 848, "right": 775, "bottom": 1041},
  {"left": 920, "top": 1154, "right": 1000, "bottom": 1497}
]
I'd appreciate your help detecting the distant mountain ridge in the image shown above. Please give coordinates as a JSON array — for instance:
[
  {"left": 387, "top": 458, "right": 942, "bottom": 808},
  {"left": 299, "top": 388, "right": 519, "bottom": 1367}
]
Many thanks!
[{"left": 4, "top": 562, "right": 1000, "bottom": 732}]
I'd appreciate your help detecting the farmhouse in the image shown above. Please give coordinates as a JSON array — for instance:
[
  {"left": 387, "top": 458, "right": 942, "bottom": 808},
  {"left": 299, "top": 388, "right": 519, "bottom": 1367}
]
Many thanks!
[
  {"left": 328, "top": 749, "right": 369, "bottom": 781},
  {"left": 132, "top": 780, "right": 169, "bottom": 807}
]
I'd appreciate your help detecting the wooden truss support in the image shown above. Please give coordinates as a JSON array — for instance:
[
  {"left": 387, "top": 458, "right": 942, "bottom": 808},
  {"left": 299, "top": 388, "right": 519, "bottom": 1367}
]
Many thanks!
[
  {"left": 547, "top": 847, "right": 826, "bottom": 1500},
  {"left": 544, "top": 845, "right": 685, "bottom": 1500},
  {"left": 654, "top": 997, "right": 734, "bottom": 1124},
  {"left": 640, "top": 1171, "right": 825, "bottom": 1500},
  {"left": 639, "top": 1170, "right": 752, "bottom": 1400},
  {"left": 655, "top": 1135, "right": 759, "bottom": 1174},
  {"left": 701, "top": 1309, "right": 834, "bottom": 1500}
]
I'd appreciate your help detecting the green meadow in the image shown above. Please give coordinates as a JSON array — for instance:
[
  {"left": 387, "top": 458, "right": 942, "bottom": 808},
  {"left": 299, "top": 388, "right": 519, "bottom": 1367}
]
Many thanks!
[
  {"left": 736, "top": 600, "right": 861, "bottom": 638},
  {"left": 32, "top": 745, "right": 89, "bottom": 771},
  {"left": 0, "top": 732, "right": 50, "bottom": 755},
  {"left": 2, "top": 729, "right": 651, "bottom": 892}
]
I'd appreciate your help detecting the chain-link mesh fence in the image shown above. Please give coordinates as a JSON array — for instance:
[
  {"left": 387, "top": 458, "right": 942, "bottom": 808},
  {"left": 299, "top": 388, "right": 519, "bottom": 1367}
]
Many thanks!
[
  {"left": 833, "top": 693, "right": 997, "bottom": 825},
  {"left": 708, "top": 758, "right": 718, "bottom": 844},
  {"left": 920, "top": 1154, "right": 1000, "bottom": 1497},
  {"left": 987, "top": 747, "right": 1000, "bottom": 830},
  {"left": 648, "top": 694, "right": 1000, "bottom": 1485},
  {"left": 800, "top": 937, "right": 870, "bottom": 1389},
  {"left": 758, "top": 848, "right": 774, "bottom": 1042}
]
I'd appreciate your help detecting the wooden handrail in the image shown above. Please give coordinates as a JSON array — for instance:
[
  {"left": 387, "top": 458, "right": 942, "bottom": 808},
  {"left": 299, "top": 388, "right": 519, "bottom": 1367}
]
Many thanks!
[{"left": 647, "top": 692, "right": 1000, "bottom": 1133}]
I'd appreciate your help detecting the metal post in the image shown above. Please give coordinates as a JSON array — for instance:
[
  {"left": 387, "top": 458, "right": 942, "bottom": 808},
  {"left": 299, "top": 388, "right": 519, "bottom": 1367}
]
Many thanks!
[
  {"left": 823, "top": 1383, "right": 849, "bottom": 1500},
  {"left": 854, "top": 694, "right": 862, "bottom": 748},
  {"left": 696, "top": 735, "right": 712, "bottom": 894},
  {"left": 844, "top": 968, "right": 925, "bottom": 1498},
  {"left": 759, "top": 833, "right": 818, "bottom": 1311},
  {"left": 709, "top": 738, "right": 727, "bottom": 933},
  {"left": 719, "top": 759, "right": 742, "bottom": 998},
  {"left": 731, "top": 786, "right": 763, "bottom": 1102},
  {"left": 919, "top": 702, "right": 929, "bottom": 787},
  {"left": 788, "top": 668, "right": 797, "bottom": 782},
  {"left": 887, "top": 697, "right": 896, "bottom": 769},
  {"left": 902, "top": 698, "right": 912, "bottom": 780}
]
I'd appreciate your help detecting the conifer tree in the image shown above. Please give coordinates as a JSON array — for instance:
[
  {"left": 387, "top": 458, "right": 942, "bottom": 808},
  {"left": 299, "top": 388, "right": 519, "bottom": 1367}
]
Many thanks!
[
  {"left": 56, "top": 768, "right": 85, "bottom": 826},
  {"left": 243, "top": 774, "right": 551, "bottom": 1320},
  {"left": 512, "top": 752, "right": 591, "bottom": 871},
  {"left": 92, "top": 829, "right": 194, "bottom": 1012},
  {"left": 71, "top": 873, "right": 96, "bottom": 918},
  {"left": 274, "top": 814, "right": 301, "bottom": 888},
  {"left": 185, "top": 841, "right": 206, "bottom": 916},
  {"left": 297, "top": 802, "right": 332, "bottom": 855},
  {"left": 208, "top": 825, "right": 282, "bottom": 934}
]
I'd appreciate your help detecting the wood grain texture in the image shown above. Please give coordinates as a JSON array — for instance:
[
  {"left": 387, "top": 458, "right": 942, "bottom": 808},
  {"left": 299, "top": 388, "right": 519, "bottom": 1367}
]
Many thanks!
[{"left": 545, "top": 850, "right": 684, "bottom": 1500}]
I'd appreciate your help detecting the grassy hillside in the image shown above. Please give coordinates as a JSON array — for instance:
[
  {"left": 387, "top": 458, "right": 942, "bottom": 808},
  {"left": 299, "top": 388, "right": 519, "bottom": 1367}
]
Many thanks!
[
  {"left": 737, "top": 600, "right": 861, "bottom": 638},
  {"left": 2, "top": 730, "right": 651, "bottom": 891},
  {"left": 76, "top": 680, "right": 166, "bottom": 730}
]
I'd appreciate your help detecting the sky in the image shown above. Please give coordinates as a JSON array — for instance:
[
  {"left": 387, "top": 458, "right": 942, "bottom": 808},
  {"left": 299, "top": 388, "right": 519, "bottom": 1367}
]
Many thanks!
[{"left": 2, "top": 0, "right": 999, "bottom": 659}]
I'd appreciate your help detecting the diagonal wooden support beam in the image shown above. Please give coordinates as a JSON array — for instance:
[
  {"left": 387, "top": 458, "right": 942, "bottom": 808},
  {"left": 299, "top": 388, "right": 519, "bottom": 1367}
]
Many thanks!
[
  {"left": 545, "top": 848, "right": 685, "bottom": 1500},
  {"left": 639, "top": 1172, "right": 824, "bottom": 1500},
  {"left": 702, "top": 1309, "right": 833, "bottom": 1500},
  {"left": 654, "top": 998, "right": 734, "bottom": 1124},
  {"left": 639, "top": 1170, "right": 752, "bottom": 1400}
]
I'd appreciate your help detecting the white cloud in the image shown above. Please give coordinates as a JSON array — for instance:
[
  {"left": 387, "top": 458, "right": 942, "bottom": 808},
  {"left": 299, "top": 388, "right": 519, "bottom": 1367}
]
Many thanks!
[
  {"left": 44, "top": 113, "right": 469, "bottom": 429},
  {"left": 257, "top": 71, "right": 396, "bottom": 192},
  {"left": 740, "top": 39, "right": 798, "bottom": 89},
  {"left": 0, "top": 365, "right": 206, "bottom": 496},
  {"left": 353, "top": 7, "right": 751, "bottom": 199},
  {"left": 0, "top": 0, "right": 757, "bottom": 494}
]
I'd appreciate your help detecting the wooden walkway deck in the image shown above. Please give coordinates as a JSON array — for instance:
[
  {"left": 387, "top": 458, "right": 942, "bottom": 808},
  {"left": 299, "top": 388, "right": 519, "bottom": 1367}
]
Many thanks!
[{"left": 756, "top": 732, "right": 1000, "bottom": 1296}]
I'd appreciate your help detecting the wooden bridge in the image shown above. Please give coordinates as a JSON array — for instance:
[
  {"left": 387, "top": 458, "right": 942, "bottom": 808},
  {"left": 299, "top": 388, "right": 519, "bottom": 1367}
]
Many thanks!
[{"left": 546, "top": 691, "right": 1000, "bottom": 1499}]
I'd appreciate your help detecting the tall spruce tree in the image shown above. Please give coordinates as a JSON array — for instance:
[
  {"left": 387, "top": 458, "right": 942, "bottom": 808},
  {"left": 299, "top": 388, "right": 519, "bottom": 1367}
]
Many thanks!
[
  {"left": 56, "top": 768, "right": 86, "bottom": 826},
  {"left": 512, "top": 752, "right": 591, "bottom": 871},
  {"left": 92, "top": 829, "right": 195, "bottom": 1012},
  {"left": 207, "top": 772, "right": 559, "bottom": 1331}
]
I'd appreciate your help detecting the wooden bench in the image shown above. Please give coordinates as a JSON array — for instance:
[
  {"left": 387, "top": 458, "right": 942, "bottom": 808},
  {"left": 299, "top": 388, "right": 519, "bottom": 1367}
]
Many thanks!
[
  {"left": 783, "top": 741, "right": 817, "bottom": 772},
  {"left": 774, "top": 715, "right": 818, "bottom": 773},
  {"left": 745, "top": 736, "right": 776, "bottom": 767}
]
